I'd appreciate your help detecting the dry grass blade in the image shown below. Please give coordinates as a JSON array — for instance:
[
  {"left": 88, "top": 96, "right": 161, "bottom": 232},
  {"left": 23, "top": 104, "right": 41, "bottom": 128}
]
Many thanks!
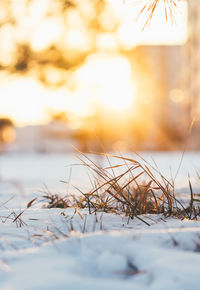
[
  {"left": 27, "top": 198, "right": 37, "bottom": 208},
  {"left": 12, "top": 211, "right": 25, "bottom": 223},
  {"left": 138, "top": 0, "right": 182, "bottom": 29}
]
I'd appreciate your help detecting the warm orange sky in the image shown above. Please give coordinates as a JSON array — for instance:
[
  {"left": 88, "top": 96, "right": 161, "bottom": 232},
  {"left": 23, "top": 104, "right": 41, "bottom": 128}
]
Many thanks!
[{"left": 0, "top": 0, "right": 188, "bottom": 127}]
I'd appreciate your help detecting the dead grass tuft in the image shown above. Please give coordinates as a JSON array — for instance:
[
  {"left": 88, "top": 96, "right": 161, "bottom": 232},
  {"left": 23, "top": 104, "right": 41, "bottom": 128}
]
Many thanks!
[{"left": 41, "top": 150, "right": 200, "bottom": 224}]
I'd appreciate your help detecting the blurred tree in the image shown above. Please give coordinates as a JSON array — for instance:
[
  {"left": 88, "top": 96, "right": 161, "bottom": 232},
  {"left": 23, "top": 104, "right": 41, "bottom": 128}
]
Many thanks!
[
  {"left": 0, "top": 0, "right": 186, "bottom": 151},
  {"left": 0, "top": 0, "right": 182, "bottom": 87},
  {"left": 0, "top": 118, "right": 15, "bottom": 147},
  {"left": 0, "top": 0, "right": 122, "bottom": 87}
]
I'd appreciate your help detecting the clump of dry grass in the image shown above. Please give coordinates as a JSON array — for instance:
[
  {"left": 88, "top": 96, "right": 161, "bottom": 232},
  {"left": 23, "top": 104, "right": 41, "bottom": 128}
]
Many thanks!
[
  {"left": 41, "top": 150, "right": 200, "bottom": 225},
  {"left": 43, "top": 193, "right": 70, "bottom": 209},
  {"left": 0, "top": 197, "right": 38, "bottom": 227}
]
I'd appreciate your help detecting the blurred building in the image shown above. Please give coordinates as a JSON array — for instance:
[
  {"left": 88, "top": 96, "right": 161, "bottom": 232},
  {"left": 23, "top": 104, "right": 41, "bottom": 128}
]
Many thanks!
[
  {"left": 6, "top": 121, "right": 78, "bottom": 153},
  {"left": 126, "top": 44, "right": 188, "bottom": 150}
]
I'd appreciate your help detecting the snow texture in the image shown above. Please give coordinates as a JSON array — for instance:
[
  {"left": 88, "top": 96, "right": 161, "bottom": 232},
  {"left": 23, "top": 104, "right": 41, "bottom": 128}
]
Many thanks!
[{"left": 0, "top": 152, "right": 200, "bottom": 289}]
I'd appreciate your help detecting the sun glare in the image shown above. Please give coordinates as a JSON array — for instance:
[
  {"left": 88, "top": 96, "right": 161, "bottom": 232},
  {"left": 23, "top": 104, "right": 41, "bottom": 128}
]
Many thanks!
[
  {"left": 0, "top": 77, "right": 49, "bottom": 126},
  {"left": 74, "top": 53, "right": 135, "bottom": 112}
]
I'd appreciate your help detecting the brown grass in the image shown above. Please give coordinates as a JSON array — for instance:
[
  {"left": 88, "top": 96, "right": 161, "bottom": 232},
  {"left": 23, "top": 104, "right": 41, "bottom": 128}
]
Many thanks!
[{"left": 42, "top": 150, "right": 200, "bottom": 225}]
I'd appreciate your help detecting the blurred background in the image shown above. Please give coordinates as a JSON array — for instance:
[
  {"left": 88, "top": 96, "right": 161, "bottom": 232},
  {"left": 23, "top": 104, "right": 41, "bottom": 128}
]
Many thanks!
[{"left": 0, "top": 0, "right": 198, "bottom": 153}]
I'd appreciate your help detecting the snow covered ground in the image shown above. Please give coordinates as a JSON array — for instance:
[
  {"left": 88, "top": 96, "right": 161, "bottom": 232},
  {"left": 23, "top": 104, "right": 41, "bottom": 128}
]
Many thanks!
[{"left": 1, "top": 151, "right": 200, "bottom": 289}]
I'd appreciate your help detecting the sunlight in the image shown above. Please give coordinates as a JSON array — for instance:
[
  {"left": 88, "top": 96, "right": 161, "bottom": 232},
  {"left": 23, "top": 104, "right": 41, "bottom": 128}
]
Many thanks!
[
  {"left": 64, "top": 28, "right": 91, "bottom": 52},
  {"left": 0, "top": 77, "right": 49, "bottom": 126},
  {"left": 74, "top": 53, "right": 135, "bottom": 112},
  {"left": 31, "top": 17, "right": 63, "bottom": 51}
]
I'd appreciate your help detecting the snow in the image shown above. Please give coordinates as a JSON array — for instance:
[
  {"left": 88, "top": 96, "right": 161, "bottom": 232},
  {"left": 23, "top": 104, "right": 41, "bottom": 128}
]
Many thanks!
[{"left": 1, "top": 152, "right": 200, "bottom": 289}]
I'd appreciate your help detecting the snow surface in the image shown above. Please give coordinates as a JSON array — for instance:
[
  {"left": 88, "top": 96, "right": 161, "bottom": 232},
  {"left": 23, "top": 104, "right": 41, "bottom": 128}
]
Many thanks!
[{"left": 0, "top": 152, "right": 200, "bottom": 289}]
